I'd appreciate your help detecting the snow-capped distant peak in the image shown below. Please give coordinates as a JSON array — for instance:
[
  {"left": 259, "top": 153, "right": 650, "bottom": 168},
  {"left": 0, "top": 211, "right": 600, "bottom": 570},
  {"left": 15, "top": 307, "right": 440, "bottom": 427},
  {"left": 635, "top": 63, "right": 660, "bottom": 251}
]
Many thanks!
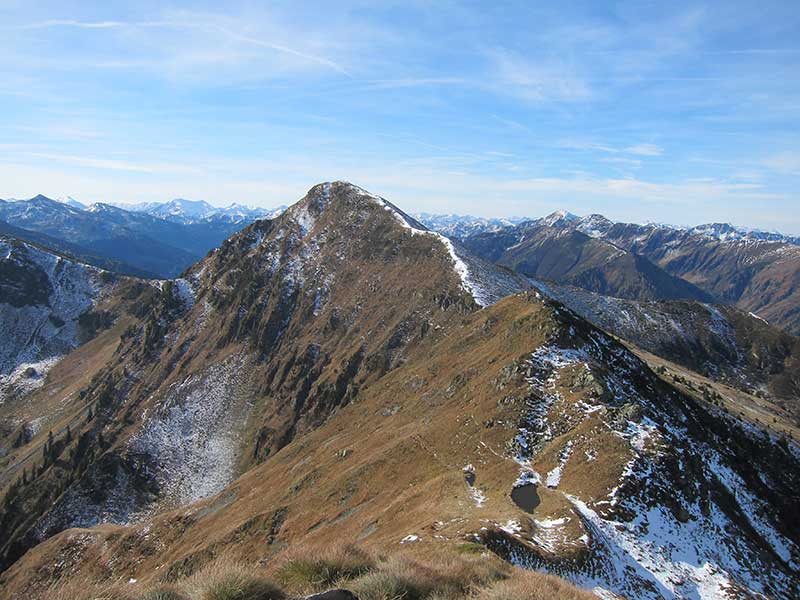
[
  {"left": 645, "top": 221, "right": 800, "bottom": 245},
  {"left": 413, "top": 213, "right": 527, "bottom": 238},
  {"left": 55, "top": 196, "right": 86, "bottom": 210},
  {"left": 576, "top": 214, "right": 614, "bottom": 238},
  {"left": 109, "top": 198, "right": 280, "bottom": 224},
  {"left": 686, "top": 222, "right": 796, "bottom": 244},
  {"left": 85, "top": 202, "right": 129, "bottom": 215},
  {"left": 540, "top": 210, "right": 580, "bottom": 227},
  {"left": 152, "top": 198, "right": 218, "bottom": 219}
]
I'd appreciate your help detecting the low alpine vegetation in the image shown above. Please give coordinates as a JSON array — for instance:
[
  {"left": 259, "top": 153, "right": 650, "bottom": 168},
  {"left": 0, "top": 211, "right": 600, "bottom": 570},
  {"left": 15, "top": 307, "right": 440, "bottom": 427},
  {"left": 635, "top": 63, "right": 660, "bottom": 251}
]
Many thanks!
[
  {"left": 48, "top": 545, "right": 594, "bottom": 600},
  {"left": 274, "top": 544, "right": 374, "bottom": 594}
]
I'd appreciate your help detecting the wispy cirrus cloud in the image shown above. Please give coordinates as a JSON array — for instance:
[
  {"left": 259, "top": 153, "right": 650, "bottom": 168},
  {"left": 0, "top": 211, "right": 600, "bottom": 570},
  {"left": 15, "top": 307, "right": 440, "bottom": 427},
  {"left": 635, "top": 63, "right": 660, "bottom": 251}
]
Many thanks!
[
  {"left": 600, "top": 157, "right": 642, "bottom": 169},
  {"left": 18, "top": 19, "right": 133, "bottom": 29},
  {"left": 489, "top": 114, "right": 531, "bottom": 133},
  {"left": 762, "top": 152, "right": 800, "bottom": 175},
  {"left": 485, "top": 48, "right": 593, "bottom": 103},
  {"left": 362, "top": 77, "right": 470, "bottom": 89},
  {"left": 624, "top": 143, "right": 663, "bottom": 156},
  {"left": 26, "top": 152, "right": 201, "bottom": 174},
  {"left": 559, "top": 140, "right": 620, "bottom": 153},
  {"left": 10, "top": 13, "right": 353, "bottom": 77},
  {"left": 559, "top": 140, "right": 664, "bottom": 158}
]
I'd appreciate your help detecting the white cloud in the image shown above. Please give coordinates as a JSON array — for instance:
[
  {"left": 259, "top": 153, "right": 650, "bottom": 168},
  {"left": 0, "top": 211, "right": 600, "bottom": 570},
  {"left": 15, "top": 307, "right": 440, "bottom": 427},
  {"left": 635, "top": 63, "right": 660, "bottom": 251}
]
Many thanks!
[
  {"left": 600, "top": 157, "right": 642, "bottom": 168},
  {"left": 489, "top": 115, "right": 531, "bottom": 132},
  {"left": 364, "top": 77, "right": 470, "bottom": 89},
  {"left": 18, "top": 19, "right": 133, "bottom": 29},
  {"left": 26, "top": 152, "right": 201, "bottom": 174},
  {"left": 559, "top": 140, "right": 619, "bottom": 153},
  {"left": 559, "top": 140, "right": 663, "bottom": 163},
  {"left": 624, "top": 143, "right": 663, "bottom": 156},
  {"left": 762, "top": 152, "right": 800, "bottom": 175},
  {"left": 486, "top": 48, "right": 593, "bottom": 103},
  {"left": 12, "top": 13, "right": 354, "bottom": 79}
]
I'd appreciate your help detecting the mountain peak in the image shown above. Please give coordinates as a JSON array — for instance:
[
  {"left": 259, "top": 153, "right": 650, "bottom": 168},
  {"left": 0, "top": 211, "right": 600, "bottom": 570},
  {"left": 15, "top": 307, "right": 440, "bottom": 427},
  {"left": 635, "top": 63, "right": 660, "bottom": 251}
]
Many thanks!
[
  {"left": 540, "top": 209, "right": 579, "bottom": 227},
  {"left": 296, "top": 181, "right": 430, "bottom": 233},
  {"left": 156, "top": 198, "right": 217, "bottom": 217},
  {"left": 86, "top": 202, "right": 119, "bottom": 213},
  {"left": 576, "top": 213, "right": 614, "bottom": 237},
  {"left": 274, "top": 182, "right": 528, "bottom": 306},
  {"left": 55, "top": 196, "right": 86, "bottom": 210}
]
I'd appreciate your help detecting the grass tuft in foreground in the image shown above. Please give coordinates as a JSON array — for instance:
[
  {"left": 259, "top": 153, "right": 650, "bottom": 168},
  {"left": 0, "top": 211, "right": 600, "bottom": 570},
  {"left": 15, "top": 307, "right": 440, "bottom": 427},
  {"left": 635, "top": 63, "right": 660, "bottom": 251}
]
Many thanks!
[
  {"left": 186, "top": 559, "right": 285, "bottom": 600},
  {"left": 137, "top": 586, "right": 190, "bottom": 600},
  {"left": 49, "top": 544, "right": 595, "bottom": 600},
  {"left": 274, "top": 544, "right": 374, "bottom": 594}
]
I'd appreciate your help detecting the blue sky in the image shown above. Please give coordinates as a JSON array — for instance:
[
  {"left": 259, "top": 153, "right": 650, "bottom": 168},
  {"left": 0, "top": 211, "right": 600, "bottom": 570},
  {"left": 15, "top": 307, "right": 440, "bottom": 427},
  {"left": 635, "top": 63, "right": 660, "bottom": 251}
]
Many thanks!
[{"left": 1, "top": 1, "right": 799, "bottom": 232}]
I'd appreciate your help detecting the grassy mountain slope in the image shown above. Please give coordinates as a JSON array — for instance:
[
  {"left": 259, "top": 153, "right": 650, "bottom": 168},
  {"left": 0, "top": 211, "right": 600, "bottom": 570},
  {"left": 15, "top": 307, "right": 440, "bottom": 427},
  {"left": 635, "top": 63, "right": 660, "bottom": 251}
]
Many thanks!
[
  {"left": 1, "top": 292, "right": 797, "bottom": 599},
  {"left": 0, "top": 182, "right": 525, "bottom": 571}
]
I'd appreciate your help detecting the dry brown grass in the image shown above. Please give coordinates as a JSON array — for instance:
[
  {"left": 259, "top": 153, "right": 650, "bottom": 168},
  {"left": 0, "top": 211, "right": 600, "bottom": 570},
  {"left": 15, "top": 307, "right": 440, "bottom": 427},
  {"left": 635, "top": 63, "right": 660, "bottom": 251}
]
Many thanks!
[
  {"left": 348, "top": 552, "right": 507, "bottom": 600},
  {"left": 476, "top": 568, "right": 596, "bottom": 600},
  {"left": 44, "top": 545, "right": 594, "bottom": 600},
  {"left": 46, "top": 578, "right": 135, "bottom": 600},
  {"left": 136, "top": 585, "right": 190, "bottom": 600},
  {"left": 273, "top": 543, "right": 374, "bottom": 594},
  {"left": 3, "top": 296, "right": 557, "bottom": 598},
  {"left": 183, "top": 557, "right": 284, "bottom": 600}
]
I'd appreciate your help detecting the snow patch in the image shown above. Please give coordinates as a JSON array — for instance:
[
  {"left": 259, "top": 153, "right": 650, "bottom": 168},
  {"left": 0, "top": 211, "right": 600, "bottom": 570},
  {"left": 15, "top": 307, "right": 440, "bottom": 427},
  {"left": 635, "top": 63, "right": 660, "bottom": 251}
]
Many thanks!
[
  {"left": 545, "top": 441, "right": 573, "bottom": 488},
  {"left": 400, "top": 534, "right": 420, "bottom": 544},
  {"left": 129, "top": 354, "right": 252, "bottom": 512}
]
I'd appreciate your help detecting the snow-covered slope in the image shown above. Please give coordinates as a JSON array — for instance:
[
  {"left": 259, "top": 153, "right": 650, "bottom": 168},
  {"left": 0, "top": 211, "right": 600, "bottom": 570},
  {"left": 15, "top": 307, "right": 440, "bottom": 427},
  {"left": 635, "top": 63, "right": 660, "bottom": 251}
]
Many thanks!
[
  {"left": 575, "top": 214, "right": 614, "bottom": 238},
  {"left": 54, "top": 196, "right": 86, "bottom": 210},
  {"left": 482, "top": 308, "right": 799, "bottom": 599},
  {"left": 536, "top": 210, "right": 580, "bottom": 229},
  {"left": 534, "top": 281, "right": 799, "bottom": 397},
  {"left": 0, "top": 238, "right": 113, "bottom": 403},
  {"left": 146, "top": 198, "right": 219, "bottom": 220}
]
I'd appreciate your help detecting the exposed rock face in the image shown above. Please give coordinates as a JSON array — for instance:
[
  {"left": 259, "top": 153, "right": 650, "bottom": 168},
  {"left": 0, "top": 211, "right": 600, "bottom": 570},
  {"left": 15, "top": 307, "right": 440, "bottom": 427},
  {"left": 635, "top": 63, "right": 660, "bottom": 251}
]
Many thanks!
[
  {"left": 0, "top": 237, "right": 118, "bottom": 404},
  {"left": 536, "top": 281, "right": 800, "bottom": 411}
]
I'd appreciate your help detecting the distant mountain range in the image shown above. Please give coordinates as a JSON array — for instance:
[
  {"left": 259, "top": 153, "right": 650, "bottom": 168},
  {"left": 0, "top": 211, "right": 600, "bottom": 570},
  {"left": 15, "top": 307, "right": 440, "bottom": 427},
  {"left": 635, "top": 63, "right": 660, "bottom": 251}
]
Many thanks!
[
  {"left": 417, "top": 210, "right": 800, "bottom": 246},
  {"left": 419, "top": 210, "right": 800, "bottom": 335},
  {"left": 111, "top": 197, "right": 285, "bottom": 225},
  {"left": 0, "top": 195, "right": 284, "bottom": 278},
  {"left": 411, "top": 212, "right": 528, "bottom": 238}
]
